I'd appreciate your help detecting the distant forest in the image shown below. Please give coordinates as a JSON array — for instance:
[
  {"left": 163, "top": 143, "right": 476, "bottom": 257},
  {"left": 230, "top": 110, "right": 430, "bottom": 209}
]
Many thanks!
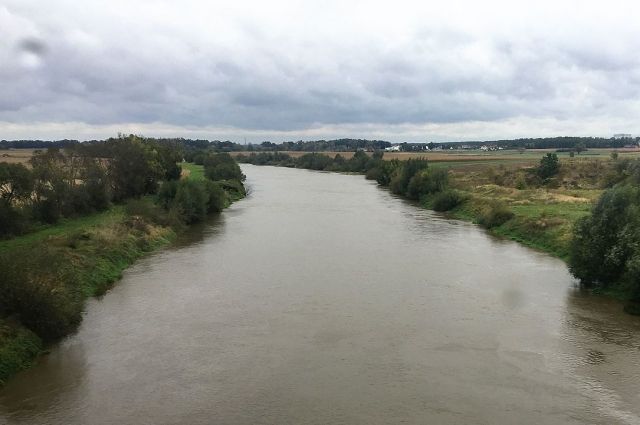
[{"left": 2, "top": 136, "right": 638, "bottom": 152}]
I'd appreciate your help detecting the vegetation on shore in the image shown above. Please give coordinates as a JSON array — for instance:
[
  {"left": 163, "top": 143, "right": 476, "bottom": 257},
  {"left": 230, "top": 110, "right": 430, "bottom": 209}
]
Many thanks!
[
  {"left": 237, "top": 150, "right": 640, "bottom": 313},
  {"left": 0, "top": 138, "right": 245, "bottom": 384}
]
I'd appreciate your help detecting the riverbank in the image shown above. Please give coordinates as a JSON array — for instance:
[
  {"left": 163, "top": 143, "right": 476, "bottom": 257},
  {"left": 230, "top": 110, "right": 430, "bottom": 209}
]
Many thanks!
[
  {"left": 0, "top": 162, "right": 244, "bottom": 384},
  {"left": 0, "top": 204, "right": 175, "bottom": 383},
  {"left": 440, "top": 180, "right": 599, "bottom": 261}
]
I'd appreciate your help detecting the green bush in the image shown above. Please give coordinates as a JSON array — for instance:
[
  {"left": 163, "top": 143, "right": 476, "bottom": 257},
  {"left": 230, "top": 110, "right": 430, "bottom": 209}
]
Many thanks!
[
  {"left": 157, "top": 180, "right": 178, "bottom": 209},
  {"left": 203, "top": 180, "right": 227, "bottom": 213},
  {"left": 219, "top": 179, "right": 247, "bottom": 200},
  {"left": 432, "top": 189, "right": 464, "bottom": 212},
  {"left": 478, "top": 201, "right": 514, "bottom": 228},
  {"left": 0, "top": 321, "right": 42, "bottom": 384},
  {"left": 537, "top": 153, "right": 560, "bottom": 180},
  {"left": 173, "top": 180, "right": 208, "bottom": 224},
  {"left": 0, "top": 248, "right": 83, "bottom": 342},
  {"left": 389, "top": 158, "right": 429, "bottom": 196},
  {"left": 295, "top": 153, "right": 334, "bottom": 170},
  {"left": 204, "top": 153, "right": 245, "bottom": 181},
  {"left": 365, "top": 166, "right": 382, "bottom": 181},
  {"left": 0, "top": 203, "right": 29, "bottom": 238},
  {"left": 406, "top": 168, "right": 448, "bottom": 200}
]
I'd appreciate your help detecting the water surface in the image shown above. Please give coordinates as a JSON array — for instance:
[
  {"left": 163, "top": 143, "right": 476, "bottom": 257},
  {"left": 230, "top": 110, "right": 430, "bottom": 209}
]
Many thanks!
[{"left": 1, "top": 165, "right": 639, "bottom": 424}]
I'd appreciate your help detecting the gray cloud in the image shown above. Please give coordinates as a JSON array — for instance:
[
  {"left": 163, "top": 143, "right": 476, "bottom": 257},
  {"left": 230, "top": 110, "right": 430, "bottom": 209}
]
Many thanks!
[{"left": 1, "top": 0, "right": 640, "bottom": 141}]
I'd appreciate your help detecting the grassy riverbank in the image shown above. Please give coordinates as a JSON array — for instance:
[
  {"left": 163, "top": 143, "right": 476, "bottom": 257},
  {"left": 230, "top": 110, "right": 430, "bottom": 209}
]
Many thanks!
[
  {"left": 438, "top": 163, "right": 603, "bottom": 260},
  {"left": 0, "top": 161, "right": 244, "bottom": 384},
  {"left": 0, "top": 201, "right": 176, "bottom": 383}
]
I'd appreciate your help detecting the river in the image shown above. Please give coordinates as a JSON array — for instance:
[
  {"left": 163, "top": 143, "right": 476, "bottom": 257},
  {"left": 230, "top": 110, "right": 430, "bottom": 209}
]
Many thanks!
[{"left": 1, "top": 165, "right": 639, "bottom": 425}]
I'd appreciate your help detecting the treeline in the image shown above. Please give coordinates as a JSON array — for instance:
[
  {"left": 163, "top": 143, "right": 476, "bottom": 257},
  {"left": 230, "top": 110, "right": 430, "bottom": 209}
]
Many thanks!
[
  {"left": 4, "top": 136, "right": 637, "bottom": 156},
  {"left": 0, "top": 138, "right": 243, "bottom": 152},
  {"left": 569, "top": 158, "right": 640, "bottom": 313},
  {"left": 250, "top": 139, "right": 392, "bottom": 152},
  {"left": 0, "top": 140, "right": 80, "bottom": 149},
  {"left": 0, "top": 135, "right": 247, "bottom": 238},
  {"left": 236, "top": 137, "right": 636, "bottom": 152},
  {"left": 1, "top": 135, "right": 181, "bottom": 238}
]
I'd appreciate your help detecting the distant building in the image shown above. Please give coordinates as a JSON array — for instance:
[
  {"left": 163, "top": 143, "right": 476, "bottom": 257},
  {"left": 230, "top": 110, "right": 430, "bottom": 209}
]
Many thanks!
[
  {"left": 384, "top": 145, "right": 400, "bottom": 152},
  {"left": 613, "top": 133, "right": 633, "bottom": 139}
]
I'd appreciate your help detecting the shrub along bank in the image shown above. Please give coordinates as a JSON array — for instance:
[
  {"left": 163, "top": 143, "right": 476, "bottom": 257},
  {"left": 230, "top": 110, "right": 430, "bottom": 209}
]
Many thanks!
[{"left": 0, "top": 153, "right": 245, "bottom": 384}]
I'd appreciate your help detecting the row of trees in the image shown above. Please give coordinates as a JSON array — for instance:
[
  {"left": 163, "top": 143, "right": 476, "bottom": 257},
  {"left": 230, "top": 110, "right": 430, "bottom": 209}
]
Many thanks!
[{"left": 0, "top": 135, "right": 183, "bottom": 237}]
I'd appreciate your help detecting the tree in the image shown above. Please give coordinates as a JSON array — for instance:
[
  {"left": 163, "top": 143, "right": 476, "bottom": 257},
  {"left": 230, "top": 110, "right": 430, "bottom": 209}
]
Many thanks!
[
  {"left": 0, "top": 163, "right": 33, "bottom": 205},
  {"left": 537, "top": 153, "right": 559, "bottom": 180},
  {"left": 172, "top": 179, "right": 208, "bottom": 224},
  {"left": 0, "top": 163, "right": 34, "bottom": 236},
  {"left": 203, "top": 153, "right": 246, "bottom": 180},
  {"left": 106, "top": 136, "right": 163, "bottom": 201},
  {"left": 30, "top": 148, "right": 73, "bottom": 222}
]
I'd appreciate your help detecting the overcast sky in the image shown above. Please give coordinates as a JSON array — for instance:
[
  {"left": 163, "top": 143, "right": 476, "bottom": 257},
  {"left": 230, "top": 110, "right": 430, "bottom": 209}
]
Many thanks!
[{"left": 1, "top": 0, "right": 640, "bottom": 142}]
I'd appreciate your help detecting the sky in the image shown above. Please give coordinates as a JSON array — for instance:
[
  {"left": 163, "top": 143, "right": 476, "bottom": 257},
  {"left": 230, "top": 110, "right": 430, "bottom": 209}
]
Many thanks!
[{"left": 1, "top": 0, "right": 640, "bottom": 143}]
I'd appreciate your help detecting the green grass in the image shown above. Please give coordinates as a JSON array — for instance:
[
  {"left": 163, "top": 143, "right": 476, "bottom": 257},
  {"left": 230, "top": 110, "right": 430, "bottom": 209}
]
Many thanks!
[
  {"left": 510, "top": 202, "right": 592, "bottom": 222},
  {"left": 434, "top": 186, "right": 596, "bottom": 260},
  {"left": 181, "top": 162, "right": 205, "bottom": 181},
  {"left": 0, "top": 207, "right": 125, "bottom": 253}
]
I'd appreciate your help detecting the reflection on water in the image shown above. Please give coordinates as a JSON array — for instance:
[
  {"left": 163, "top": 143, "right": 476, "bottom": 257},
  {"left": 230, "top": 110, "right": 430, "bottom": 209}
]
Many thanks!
[{"left": 0, "top": 165, "right": 639, "bottom": 425}]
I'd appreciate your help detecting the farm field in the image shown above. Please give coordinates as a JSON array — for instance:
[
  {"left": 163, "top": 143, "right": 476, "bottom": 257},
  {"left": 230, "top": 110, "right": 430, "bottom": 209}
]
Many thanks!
[
  {"left": 4, "top": 147, "right": 640, "bottom": 167},
  {"left": 0, "top": 149, "right": 40, "bottom": 165},
  {"left": 231, "top": 147, "right": 640, "bottom": 163}
]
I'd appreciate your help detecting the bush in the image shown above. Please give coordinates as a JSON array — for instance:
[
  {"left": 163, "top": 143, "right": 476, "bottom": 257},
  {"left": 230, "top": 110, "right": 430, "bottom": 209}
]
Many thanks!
[
  {"left": 203, "top": 180, "right": 227, "bottom": 213},
  {"left": 432, "top": 189, "right": 464, "bottom": 212},
  {"left": 125, "top": 198, "right": 172, "bottom": 226},
  {"left": 537, "top": 153, "right": 560, "bottom": 180},
  {"left": 157, "top": 180, "right": 178, "bottom": 209},
  {"left": 0, "top": 248, "right": 83, "bottom": 342},
  {"left": 204, "top": 153, "right": 245, "bottom": 181},
  {"left": 172, "top": 180, "right": 208, "bottom": 224},
  {"left": 365, "top": 166, "right": 382, "bottom": 181},
  {"left": 406, "top": 168, "right": 448, "bottom": 200},
  {"left": 295, "top": 153, "right": 334, "bottom": 171},
  {"left": 0, "top": 321, "right": 42, "bottom": 384},
  {"left": 219, "top": 179, "right": 246, "bottom": 200},
  {"left": 389, "top": 158, "right": 429, "bottom": 196},
  {"left": 478, "top": 201, "right": 514, "bottom": 228},
  {"left": 0, "top": 203, "right": 29, "bottom": 238}
]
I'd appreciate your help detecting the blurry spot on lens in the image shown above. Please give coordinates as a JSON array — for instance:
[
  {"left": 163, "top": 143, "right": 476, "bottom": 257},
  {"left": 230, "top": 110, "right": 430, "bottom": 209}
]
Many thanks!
[{"left": 16, "top": 37, "right": 47, "bottom": 69}]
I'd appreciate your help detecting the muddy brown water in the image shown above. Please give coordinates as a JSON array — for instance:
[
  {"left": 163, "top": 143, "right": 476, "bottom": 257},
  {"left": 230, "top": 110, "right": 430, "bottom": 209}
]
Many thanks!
[{"left": 1, "top": 165, "right": 639, "bottom": 425}]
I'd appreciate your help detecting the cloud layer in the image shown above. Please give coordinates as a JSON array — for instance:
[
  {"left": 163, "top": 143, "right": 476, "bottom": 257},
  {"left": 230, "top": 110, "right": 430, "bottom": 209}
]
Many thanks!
[{"left": 2, "top": 0, "right": 640, "bottom": 141}]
